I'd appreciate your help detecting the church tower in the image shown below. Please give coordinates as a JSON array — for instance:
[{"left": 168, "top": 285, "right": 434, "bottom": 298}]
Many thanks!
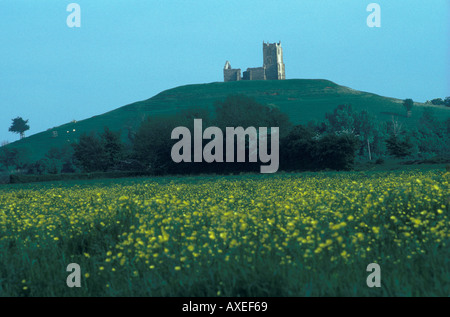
[{"left": 263, "top": 41, "right": 285, "bottom": 80}]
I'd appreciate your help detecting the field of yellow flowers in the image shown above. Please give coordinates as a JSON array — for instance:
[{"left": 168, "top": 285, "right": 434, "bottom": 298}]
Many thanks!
[{"left": 0, "top": 170, "right": 448, "bottom": 296}]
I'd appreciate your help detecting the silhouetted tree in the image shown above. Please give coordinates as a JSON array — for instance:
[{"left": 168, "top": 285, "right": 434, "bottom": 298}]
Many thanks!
[
  {"left": 430, "top": 98, "right": 444, "bottom": 106},
  {"left": 403, "top": 99, "right": 414, "bottom": 117},
  {"left": 9, "top": 117, "right": 30, "bottom": 139},
  {"left": 444, "top": 97, "right": 450, "bottom": 107}
]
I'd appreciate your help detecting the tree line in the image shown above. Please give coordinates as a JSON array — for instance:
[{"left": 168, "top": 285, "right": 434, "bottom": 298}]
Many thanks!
[{"left": 1, "top": 94, "right": 450, "bottom": 176}]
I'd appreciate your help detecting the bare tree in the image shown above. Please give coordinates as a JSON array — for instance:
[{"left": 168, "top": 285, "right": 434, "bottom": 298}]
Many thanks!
[{"left": 391, "top": 116, "right": 403, "bottom": 137}]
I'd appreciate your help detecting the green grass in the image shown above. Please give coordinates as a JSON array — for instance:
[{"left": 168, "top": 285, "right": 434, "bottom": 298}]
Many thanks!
[
  {"left": 0, "top": 170, "right": 448, "bottom": 296},
  {"left": 6, "top": 79, "right": 450, "bottom": 163}
]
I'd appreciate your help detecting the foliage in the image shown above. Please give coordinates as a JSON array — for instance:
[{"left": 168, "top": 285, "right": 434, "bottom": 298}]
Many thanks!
[
  {"left": 214, "top": 94, "right": 292, "bottom": 138},
  {"left": 430, "top": 98, "right": 445, "bottom": 106},
  {"left": 133, "top": 115, "right": 185, "bottom": 175},
  {"left": 403, "top": 98, "right": 414, "bottom": 112},
  {"left": 313, "top": 133, "right": 359, "bottom": 170},
  {"left": 324, "top": 105, "right": 384, "bottom": 160},
  {"left": 72, "top": 128, "right": 125, "bottom": 172},
  {"left": 0, "top": 147, "right": 21, "bottom": 171},
  {"left": 410, "top": 108, "right": 450, "bottom": 159},
  {"left": 325, "top": 104, "right": 355, "bottom": 134},
  {"left": 6, "top": 94, "right": 450, "bottom": 176},
  {"left": 9, "top": 117, "right": 30, "bottom": 139},
  {"left": 5, "top": 80, "right": 450, "bottom": 164},
  {"left": 281, "top": 125, "right": 359, "bottom": 171},
  {"left": 133, "top": 95, "right": 292, "bottom": 175},
  {"left": 385, "top": 134, "right": 413, "bottom": 158},
  {"left": 445, "top": 97, "right": 450, "bottom": 107},
  {"left": 101, "top": 127, "right": 124, "bottom": 170},
  {"left": 25, "top": 158, "right": 51, "bottom": 175},
  {"left": 280, "top": 125, "right": 315, "bottom": 171},
  {"left": 72, "top": 132, "right": 107, "bottom": 172},
  {"left": 25, "top": 145, "right": 76, "bottom": 175}
]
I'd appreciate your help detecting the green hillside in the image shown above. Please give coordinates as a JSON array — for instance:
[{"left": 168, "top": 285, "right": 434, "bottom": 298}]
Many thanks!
[{"left": 6, "top": 79, "right": 450, "bottom": 162}]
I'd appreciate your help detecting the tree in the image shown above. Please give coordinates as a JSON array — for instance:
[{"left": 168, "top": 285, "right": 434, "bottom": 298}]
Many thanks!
[
  {"left": 101, "top": 127, "right": 124, "bottom": 170},
  {"left": 387, "top": 116, "right": 403, "bottom": 137},
  {"left": 213, "top": 95, "right": 292, "bottom": 173},
  {"left": 0, "top": 147, "right": 20, "bottom": 171},
  {"left": 214, "top": 94, "right": 292, "bottom": 138},
  {"left": 132, "top": 107, "right": 217, "bottom": 175},
  {"left": 313, "top": 133, "right": 359, "bottom": 170},
  {"left": 419, "top": 108, "right": 441, "bottom": 132},
  {"left": 403, "top": 99, "right": 414, "bottom": 117},
  {"left": 444, "top": 97, "right": 450, "bottom": 107},
  {"left": 325, "top": 104, "right": 355, "bottom": 134},
  {"left": 445, "top": 117, "right": 450, "bottom": 135},
  {"left": 411, "top": 108, "right": 449, "bottom": 158},
  {"left": 25, "top": 158, "right": 51, "bottom": 175},
  {"left": 9, "top": 117, "right": 30, "bottom": 139},
  {"left": 72, "top": 132, "right": 107, "bottom": 172},
  {"left": 44, "top": 145, "right": 76, "bottom": 174},
  {"left": 324, "top": 105, "right": 382, "bottom": 160},
  {"left": 354, "top": 110, "right": 377, "bottom": 160},
  {"left": 72, "top": 128, "right": 125, "bottom": 172},
  {"left": 280, "top": 125, "right": 315, "bottom": 171},
  {"left": 385, "top": 134, "right": 413, "bottom": 158},
  {"left": 430, "top": 98, "right": 444, "bottom": 106},
  {"left": 133, "top": 115, "right": 181, "bottom": 174}
]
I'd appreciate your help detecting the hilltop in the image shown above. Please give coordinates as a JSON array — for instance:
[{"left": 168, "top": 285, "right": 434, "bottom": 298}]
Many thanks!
[{"left": 5, "top": 79, "right": 450, "bottom": 163}]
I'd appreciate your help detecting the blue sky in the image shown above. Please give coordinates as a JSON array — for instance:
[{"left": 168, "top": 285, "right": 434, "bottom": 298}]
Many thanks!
[{"left": 0, "top": 0, "right": 449, "bottom": 143}]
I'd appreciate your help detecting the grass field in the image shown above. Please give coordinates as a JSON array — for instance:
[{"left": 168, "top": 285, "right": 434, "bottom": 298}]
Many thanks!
[
  {"left": 0, "top": 170, "right": 448, "bottom": 296},
  {"left": 7, "top": 79, "right": 450, "bottom": 163}
]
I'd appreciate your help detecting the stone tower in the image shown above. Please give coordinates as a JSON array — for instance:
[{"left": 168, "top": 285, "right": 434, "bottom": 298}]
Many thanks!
[
  {"left": 223, "top": 42, "right": 285, "bottom": 82},
  {"left": 263, "top": 41, "right": 285, "bottom": 80}
]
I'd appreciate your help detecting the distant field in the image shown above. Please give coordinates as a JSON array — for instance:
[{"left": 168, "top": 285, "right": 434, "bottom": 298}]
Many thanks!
[
  {"left": 6, "top": 79, "right": 450, "bottom": 163},
  {"left": 0, "top": 170, "right": 448, "bottom": 296}
]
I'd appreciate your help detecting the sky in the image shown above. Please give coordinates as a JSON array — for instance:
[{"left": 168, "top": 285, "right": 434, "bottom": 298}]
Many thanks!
[{"left": 0, "top": 0, "right": 449, "bottom": 143}]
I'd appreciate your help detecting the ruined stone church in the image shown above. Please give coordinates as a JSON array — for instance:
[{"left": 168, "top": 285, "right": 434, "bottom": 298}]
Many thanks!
[{"left": 224, "top": 41, "right": 285, "bottom": 82}]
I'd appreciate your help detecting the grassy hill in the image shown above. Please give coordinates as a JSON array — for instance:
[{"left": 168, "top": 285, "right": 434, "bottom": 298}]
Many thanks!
[{"left": 5, "top": 79, "right": 450, "bottom": 163}]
